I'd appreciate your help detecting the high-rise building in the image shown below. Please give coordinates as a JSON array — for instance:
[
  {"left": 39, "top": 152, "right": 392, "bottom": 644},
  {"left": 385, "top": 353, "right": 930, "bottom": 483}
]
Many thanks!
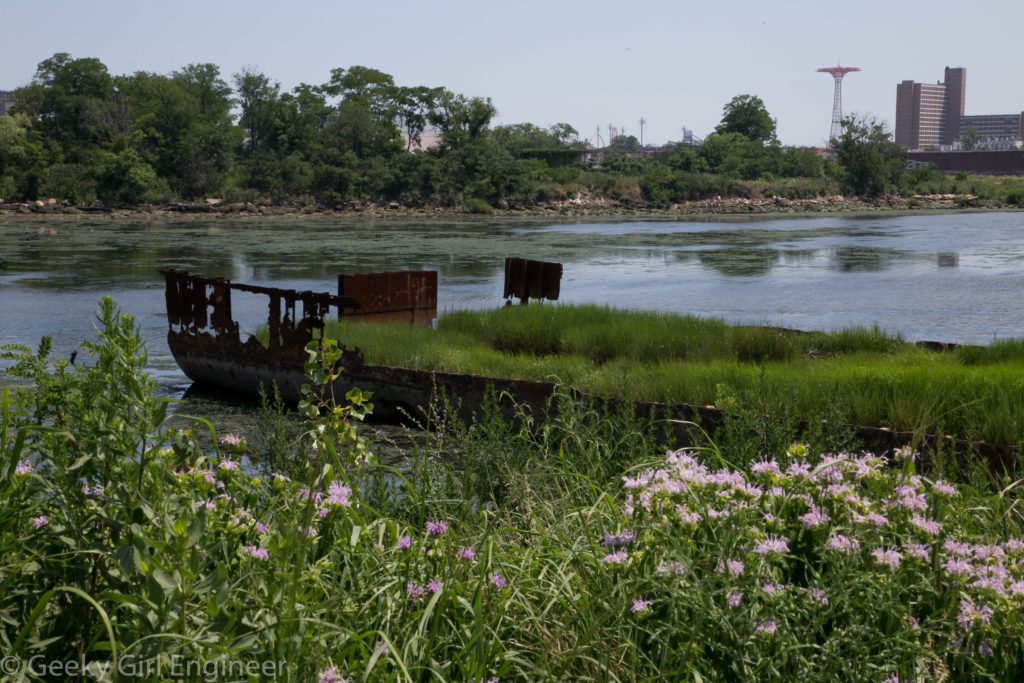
[
  {"left": 959, "top": 114, "right": 1024, "bottom": 151},
  {"left": 894, "top": 67, "right": 966, "bottom": 149},
  {"left": 0, "top": 91, "right": 15, "bottom": 116}
]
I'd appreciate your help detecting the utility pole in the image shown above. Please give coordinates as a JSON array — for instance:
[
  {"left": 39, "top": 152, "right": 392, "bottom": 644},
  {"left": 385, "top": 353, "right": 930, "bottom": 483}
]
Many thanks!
[{"left": 639, "top": 117, "right": 646, "bottom": 147}]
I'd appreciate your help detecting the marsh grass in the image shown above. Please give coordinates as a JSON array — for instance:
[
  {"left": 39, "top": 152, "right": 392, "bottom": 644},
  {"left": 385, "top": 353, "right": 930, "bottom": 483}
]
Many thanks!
[{"left": 322, "top": 305, "right": 1024, "bottom": 445}]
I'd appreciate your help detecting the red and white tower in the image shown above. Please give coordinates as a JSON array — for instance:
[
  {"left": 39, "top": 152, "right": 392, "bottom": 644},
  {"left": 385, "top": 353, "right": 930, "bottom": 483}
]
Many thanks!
[{"left": 817, "top": 65, "right": 861, "bottom": 143}]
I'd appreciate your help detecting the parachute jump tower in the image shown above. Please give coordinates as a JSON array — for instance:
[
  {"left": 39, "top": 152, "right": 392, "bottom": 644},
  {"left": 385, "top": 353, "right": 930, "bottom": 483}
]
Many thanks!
[{"left": 817, "top": 65, "right": 861, "bottom": 143}]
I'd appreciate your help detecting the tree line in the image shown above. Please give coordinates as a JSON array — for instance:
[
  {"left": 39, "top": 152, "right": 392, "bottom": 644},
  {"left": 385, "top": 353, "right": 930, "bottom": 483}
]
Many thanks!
[{"left": 0, "top": 53, "right": 909, "bottom": 207}]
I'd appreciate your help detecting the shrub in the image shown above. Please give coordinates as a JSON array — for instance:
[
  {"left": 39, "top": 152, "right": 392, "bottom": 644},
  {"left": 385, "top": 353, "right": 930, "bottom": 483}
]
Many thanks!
[{"left": 462, "top": 197, "right": 493, "bottom": 214}]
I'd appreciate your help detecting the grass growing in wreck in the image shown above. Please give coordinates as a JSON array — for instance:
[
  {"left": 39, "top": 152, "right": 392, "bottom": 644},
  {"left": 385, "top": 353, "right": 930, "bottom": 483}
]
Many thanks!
[
  {"left": 322, "top": 304, "right": 1024, "bottom": 445},
  {"left": 7, "top": 300, "right": 1024, "bottom": 681}
]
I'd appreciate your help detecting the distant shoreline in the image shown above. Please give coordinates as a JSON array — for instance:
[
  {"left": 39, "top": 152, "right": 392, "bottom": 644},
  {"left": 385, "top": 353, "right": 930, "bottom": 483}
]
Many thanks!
[{"left": 1, "top": 194, "right": 1020, "bottom": 222}]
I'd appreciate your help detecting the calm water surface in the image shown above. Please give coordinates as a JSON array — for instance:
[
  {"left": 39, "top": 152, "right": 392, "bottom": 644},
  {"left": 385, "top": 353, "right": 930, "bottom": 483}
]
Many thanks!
[{"left": 3, "top": 211, "right": 1024, "bottom": 407}]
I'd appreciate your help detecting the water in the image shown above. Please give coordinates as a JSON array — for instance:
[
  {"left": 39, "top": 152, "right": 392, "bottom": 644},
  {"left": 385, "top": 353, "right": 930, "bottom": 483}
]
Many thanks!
[{"left": 3, "top": 211, "right": 1024, "bottom": 408}]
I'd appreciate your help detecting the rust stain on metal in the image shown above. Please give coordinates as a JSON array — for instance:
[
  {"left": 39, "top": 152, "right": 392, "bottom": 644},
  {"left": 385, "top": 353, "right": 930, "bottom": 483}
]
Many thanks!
[
  {"left": 503, "top": 257, "right": 562, "bottom": 303},
  {"left": 338, "top": 270, "right": 437, "bottom": 324},
  {"left": 160, "top": 268, "right": 364, "bottom": 364}
]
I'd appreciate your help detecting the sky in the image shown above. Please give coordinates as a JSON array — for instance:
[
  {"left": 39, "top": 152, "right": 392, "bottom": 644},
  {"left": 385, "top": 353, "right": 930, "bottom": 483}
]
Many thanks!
[{"left": 2, "top": 0, "right": 1022, "bottom": 147}]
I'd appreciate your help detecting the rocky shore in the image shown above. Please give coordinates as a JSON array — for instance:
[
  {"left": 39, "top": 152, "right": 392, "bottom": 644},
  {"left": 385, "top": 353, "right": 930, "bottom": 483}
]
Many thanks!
[{"left": 0, "top": 193, "right": 1015, "bottom": 221}]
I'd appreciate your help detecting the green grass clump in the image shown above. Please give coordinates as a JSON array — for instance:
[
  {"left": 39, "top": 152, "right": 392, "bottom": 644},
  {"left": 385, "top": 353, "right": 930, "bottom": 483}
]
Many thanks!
[{"left": 322, "top": 304, "right": 1024, "bottom": 444}]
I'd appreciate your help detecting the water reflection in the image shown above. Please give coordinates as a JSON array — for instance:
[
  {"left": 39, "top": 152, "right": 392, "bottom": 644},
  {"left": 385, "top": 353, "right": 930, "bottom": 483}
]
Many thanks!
[
  {"left": 828, "top": 247, "right": 902, "bottom": 273},
  {"left": 699, "top": 248, "right": 780, "bottom": 277}
]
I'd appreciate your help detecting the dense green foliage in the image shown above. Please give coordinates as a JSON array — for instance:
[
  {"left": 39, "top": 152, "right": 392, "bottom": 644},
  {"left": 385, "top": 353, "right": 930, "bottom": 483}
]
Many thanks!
[
  {"left": 7, "top": 53, "right": 1015, "bottom": 208},
  {"left": 5, "top": 301, "right": 1024, "bottom": 681},
  {"left": 322, "top": 305, "right": 1024, "bottom": 445}
]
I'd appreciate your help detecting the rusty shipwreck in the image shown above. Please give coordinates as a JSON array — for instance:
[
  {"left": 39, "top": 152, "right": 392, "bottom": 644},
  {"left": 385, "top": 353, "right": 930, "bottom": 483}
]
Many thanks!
[{"left": 160, "top": 264, "right": 566, "bottom": 422}]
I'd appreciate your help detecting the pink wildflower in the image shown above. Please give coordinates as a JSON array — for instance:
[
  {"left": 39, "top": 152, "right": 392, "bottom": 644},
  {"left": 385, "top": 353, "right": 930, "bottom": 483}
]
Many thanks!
[
  {"left": 490, "top": 573, "right": 507, "bottom": 589},
  {"left": 853, "top": 512, "right": 889, "bottom": 527},
  {"left": 243, "top": 545, "right": 269, "bottom": 560},
  {"left": 943, "top": 558, "right": 973, "bottom": 577},
  {"left": 601, "top": 530, "right": 636, "bottom": 548},
  {"left": 753, "top": 535, "right": 789, "bottom": 556},
  {"left": 754, "top": 620, "right": 777, "bottom": 635},
  {"left": 798, "top": 507, "right": 830, "bottom": 529},
  {"left": 904, "top": 543, "right": 930, "bottom": 561},
  {"left": 971, "top": 576, "right": 1007, "bottom": 596},
  {"left": 826, "top": 534, "right": 861, "bottom": 553},
  {"left": 31, "top": 515, "right": 49, "bottom": 529},
  {"left": 427, "top": 578, "right": 443, "bottom": 594},
  {"left": 973, "top": 544, "right": 1005, "bottom": 562},
  {"left": 218, "top": 459, "right": 239, "bottom": 471},
  {"left": 406, "top": 581, "right": 426, "bottom": 602},
  {"left": 727, "top": 592, "right": 742, "bottom": 608},
  {"left": 255, "top": 521, "right": 269, "bottom": 535},
  {"left": 631, "top": 598, "right": 652, "bottom": 614},
  {"left": 326, "top": 482, "right": 352, "bottom": 507},
  {"left": 602, "top": 550, "right": 628, "bottom": 565},
  {"left": 944, "top": 539, "right": 972, "bottom": 557},
  {"left": 957, "top": 599, "right": 993, "bottom": 630},
  {"left": 750, "top": 459, "right": 781, "bottom": 476},
  {"left": 804, "top": 587, "right": 828, "bottom": 605},
  {"left": 15, "top": 462, "right": 34, "bottom": 475},
  {"left": 892, "top": 490, "right": 928, "bottom": 512},
  {"left": 425, "top": 520, "right": 448, "bottom": 536},
  {"left": 458, "top": 547, "right": 477, "bottom": 562},
  {"left": 786, "top": 462, "right": 811, "bottom": 478},
  {"left": 318, "top": 667, "right": 346, "bottom": 683},
  {"left": 910, "top": 515, "right": 941, "bottom": 536},
  {"left": 871, "top": 548, "right": 902, "bottom": 572},
  {"left": 1004, "top": 538, "right": 1024, "bottom": 554},
  {"left": 932, "top": 480, "right": 956, "bottom": 497},
  {"left": 677, "top": 509, "right": 702, "bottom": 524},
  {"left": 656, "top": 562, "right": 687, "bottom": 576},
  {"left": 396, "top": 535, "right": 412, "bottom": 550},
  {"left": 220, "top": 433, "right": 244, "bottom": 447}
]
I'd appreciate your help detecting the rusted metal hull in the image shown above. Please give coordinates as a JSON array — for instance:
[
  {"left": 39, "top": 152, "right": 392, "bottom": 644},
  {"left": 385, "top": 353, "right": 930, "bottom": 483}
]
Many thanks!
[{"left": 168, "top": 331, "right": 557, "bottom": 422}]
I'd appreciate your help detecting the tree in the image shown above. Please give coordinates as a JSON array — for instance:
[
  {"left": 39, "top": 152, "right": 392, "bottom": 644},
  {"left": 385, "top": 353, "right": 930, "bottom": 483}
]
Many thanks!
[
  {"left": 394, "top": 86, "right": 442, "bottom": 151},
  {"left": 714, "top": 94, "right": 776, "bottom": 143},
  {"left": 120, "top": 65, "right": 238, "bottom": 198},
  {"left": 834, "top": 115, "right": 906, "bottom": 197},
  {"left": 428, "top": 92, "right": 496, "bottom": 147},
  {"left": 0, "top": 113, "right": 47, "bottom": 199},
  {"left": 233, "top": 68, "right": 280, "bottom": 156},
  {"left": 321, "top": 66, "right": 396, "bottom": 118},
  {"left": 16, "top": 53, "right": 118, "bottom": 161},
  {"left": 607, "top": 134, "right": 642, "bottom": 154},
  {"left": 961, "top": 125, "right": 980, "bottom": 152}
]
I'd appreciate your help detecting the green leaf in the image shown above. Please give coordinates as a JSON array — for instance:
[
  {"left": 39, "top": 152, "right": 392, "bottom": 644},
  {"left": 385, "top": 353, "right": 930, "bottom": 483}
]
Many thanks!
[
  {"left": 186, "top": 508, "right": 205, "bottom": 548},
  {"left": 67, "top": 453, "right": 93, "bottom": 471}
]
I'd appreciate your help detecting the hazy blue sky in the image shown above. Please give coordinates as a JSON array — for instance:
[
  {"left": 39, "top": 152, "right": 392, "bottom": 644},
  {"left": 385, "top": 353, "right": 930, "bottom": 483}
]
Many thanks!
[{"left": 2, "top": 0, "right": 1022, "bottom": 146}]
